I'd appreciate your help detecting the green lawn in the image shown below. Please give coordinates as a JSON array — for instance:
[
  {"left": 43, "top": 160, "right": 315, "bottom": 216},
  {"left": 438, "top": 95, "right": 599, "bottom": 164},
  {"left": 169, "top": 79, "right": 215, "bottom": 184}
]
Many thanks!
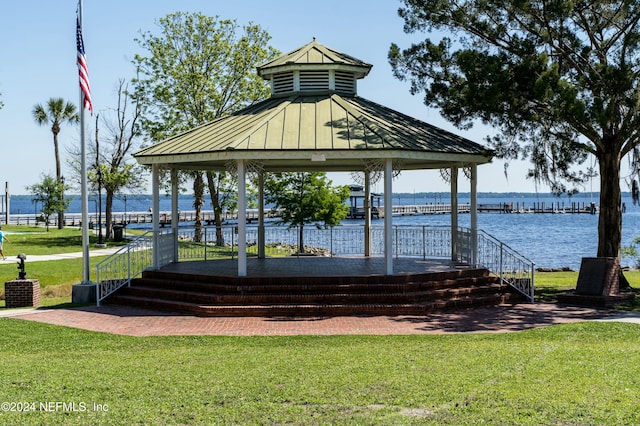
[
  {"left": 1, "top": 227, "right": 640, "bottom": 424},
  {"left": 535, "top": 270, "right": 640, "bottom": 310},
  {"left": 1, "top": 223, "right": 640, "bottom": 309},
  {"left": 0, "top": 319, "right": 638, "bottom": 425},
  {"left": 0, "top": 225, "right": 127, "bottom": 256},
  {"left": 0, "top": 226, "right": 118, "bottom": 302}
]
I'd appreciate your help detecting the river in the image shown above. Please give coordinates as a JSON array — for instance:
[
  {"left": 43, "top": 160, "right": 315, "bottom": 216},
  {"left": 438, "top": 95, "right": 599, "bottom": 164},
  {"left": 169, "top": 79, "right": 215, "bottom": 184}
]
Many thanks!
[{"left": 3, "top": 192, "right": 640, "bottom": 270}]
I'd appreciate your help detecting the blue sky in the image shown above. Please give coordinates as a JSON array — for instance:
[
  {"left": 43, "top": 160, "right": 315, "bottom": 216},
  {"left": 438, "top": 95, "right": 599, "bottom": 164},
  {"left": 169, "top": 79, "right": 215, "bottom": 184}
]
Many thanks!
[{"left": 0, "top": 0, "right": 577, "bottom": 195}]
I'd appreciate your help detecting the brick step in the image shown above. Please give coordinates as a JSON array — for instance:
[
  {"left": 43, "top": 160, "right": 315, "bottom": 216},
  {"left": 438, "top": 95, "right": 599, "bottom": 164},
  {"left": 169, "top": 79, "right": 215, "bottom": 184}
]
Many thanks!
[
  {"left": 106, "top": 291, "right": 525, "bottom": 317},
  {"left": 140, "top": 268, "right": 491, "bottom": 287},
  {"left": 130, "top": 275, "right": 499, "bottom": 295},
  {"left": 118, "top": 282, "right": 505, "bottom": 306},
  {"left": 105, "top": 267, "right": 524, "bottom": 317}
]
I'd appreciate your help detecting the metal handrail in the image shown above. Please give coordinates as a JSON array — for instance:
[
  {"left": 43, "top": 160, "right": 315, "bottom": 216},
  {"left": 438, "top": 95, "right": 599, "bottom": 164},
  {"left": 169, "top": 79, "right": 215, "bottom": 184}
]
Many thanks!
[
  {"left": 95, "top": 224, "right": 535, "bottom": 305},
  {"left": 95, "top": 231, "right": 154, "bottom": 306},
  {"left": 474, "top": 229, "right": 535, "bottom": 302}
]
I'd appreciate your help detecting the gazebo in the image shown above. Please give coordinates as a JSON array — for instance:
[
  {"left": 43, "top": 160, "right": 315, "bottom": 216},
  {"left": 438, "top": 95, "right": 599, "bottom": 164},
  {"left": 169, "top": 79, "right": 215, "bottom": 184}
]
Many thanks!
[{"left": 133, "top": 39, "right": 493, "bottom": 278}]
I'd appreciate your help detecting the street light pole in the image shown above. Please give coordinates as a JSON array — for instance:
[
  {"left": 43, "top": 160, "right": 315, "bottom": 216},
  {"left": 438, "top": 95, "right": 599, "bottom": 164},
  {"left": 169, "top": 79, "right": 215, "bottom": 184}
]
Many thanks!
[{"left": 94, "top": 113, "right": 105, "bottom": 248}]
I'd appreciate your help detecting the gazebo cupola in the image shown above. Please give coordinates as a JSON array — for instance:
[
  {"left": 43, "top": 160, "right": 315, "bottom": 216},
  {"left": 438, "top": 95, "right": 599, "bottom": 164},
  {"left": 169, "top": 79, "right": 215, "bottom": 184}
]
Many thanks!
[{"left": 257, "top": 39, "right": 372, "bottom": 97}]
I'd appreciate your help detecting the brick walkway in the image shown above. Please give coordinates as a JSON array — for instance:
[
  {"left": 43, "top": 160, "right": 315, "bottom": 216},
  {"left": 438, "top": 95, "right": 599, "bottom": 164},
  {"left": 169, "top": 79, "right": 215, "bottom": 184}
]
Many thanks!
[{"left": 8, "top": 303, "right": 630, "bottom": 336}]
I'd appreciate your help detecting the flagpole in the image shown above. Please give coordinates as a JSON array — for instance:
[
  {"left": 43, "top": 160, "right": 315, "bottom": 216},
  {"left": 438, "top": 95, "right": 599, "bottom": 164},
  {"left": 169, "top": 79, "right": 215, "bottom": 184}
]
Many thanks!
[{"left": 78, "top": 0, "right": 90, "bottom": 285}]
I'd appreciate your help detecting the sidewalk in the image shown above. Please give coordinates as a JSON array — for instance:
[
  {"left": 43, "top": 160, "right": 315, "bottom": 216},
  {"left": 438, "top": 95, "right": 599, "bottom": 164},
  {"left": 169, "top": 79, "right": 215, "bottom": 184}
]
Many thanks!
[
  {"left": 0, "top": 247, "right": 121, "bottom": 264},
  {"left": 6, "top": 303, "right": 640, "bottom": 336}
]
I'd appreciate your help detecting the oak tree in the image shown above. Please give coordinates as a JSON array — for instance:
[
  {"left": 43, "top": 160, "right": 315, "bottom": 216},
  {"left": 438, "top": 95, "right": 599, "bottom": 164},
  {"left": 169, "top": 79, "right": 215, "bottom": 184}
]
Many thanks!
[
  {"left": 132, "top": 12, "right": 278, "bottom": 243},
  {"left": 390, "top": 0, "right": 640, "bottom": 286}
]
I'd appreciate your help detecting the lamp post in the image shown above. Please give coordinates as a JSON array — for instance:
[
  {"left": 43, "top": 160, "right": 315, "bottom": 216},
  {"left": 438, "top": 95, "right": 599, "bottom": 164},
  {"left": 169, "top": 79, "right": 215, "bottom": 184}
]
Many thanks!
[
  {"left": 123, "top": 194, "right": 127, "bottom": 226},
  {"left": 96, "top": 168, "right": 104, "bottom": 246},
  {"left": 94, "top": 113, "right": 106, "bottom": 247}
]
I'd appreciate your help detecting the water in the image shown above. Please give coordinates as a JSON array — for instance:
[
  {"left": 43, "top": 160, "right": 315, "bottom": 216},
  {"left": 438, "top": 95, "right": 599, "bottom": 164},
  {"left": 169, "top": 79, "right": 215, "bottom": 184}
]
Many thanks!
[
  {"left": 388, "top": 210, "right": 640, "bottom": 270},
  {"left": 369, "top": 192, "right": 640, "bottom": 270},
  {"left": 3, "top": 192, "right": 640, "bottom": 270}
]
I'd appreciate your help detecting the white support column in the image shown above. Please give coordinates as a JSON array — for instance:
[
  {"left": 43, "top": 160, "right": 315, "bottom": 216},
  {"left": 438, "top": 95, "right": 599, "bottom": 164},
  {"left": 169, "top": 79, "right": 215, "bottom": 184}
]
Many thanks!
[
  {"left": 470, "top": 165, "right": 478, "bottom": 266},
  {"left": 450, "top": 166, "right": 459, "bottom": 263},
  {"left": 258, "top": 172, "right": 265, "bottom": 259},
  {"left": 171, "top": 168, "right": 179, "bottom": 263},
  {"left": 384, "top": 159, "right": 393, "bottom": 275},
  {"left": 364, "top": 172, "right": 371, "bottom": 257},
  {"left": 152, "top": 164, "right": 160, "bottom": 269},
  {"left": 237, "top": 160, "right": 247, "bottom": 276}
]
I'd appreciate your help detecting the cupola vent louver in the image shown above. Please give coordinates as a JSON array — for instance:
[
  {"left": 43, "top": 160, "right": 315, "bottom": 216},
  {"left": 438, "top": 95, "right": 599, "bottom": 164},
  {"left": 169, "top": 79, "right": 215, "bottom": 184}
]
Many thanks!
[
  {"left": 273, "top": 72, "right": 294, "bottom": 94},
  {"left": 335, "top": 71, "right": 355, "bottom": 94},
  {"left": 300, "top": 70, "right": 330, "bottom": 91}
]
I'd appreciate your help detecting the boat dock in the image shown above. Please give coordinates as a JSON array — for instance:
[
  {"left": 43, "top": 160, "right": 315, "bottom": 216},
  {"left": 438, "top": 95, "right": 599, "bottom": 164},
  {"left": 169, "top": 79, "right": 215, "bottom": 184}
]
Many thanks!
[{"left": 377, "top": 201, "right": 598, "bottom": 217}]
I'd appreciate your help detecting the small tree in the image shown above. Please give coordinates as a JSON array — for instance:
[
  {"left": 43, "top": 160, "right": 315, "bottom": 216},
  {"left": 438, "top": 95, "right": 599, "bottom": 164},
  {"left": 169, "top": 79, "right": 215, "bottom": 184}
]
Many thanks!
[
  {"left": 264, "top": 172, "right": 350, "bottom": 254},
  {"left": 27, "top": 174, "right": 70, "bottom": 232}
]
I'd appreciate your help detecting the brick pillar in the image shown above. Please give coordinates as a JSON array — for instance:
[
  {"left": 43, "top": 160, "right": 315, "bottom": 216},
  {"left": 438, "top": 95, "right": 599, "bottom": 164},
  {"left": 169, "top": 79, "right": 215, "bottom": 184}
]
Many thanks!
[{"left": 4, "top": 279, "right": 40, "bottom": 308}]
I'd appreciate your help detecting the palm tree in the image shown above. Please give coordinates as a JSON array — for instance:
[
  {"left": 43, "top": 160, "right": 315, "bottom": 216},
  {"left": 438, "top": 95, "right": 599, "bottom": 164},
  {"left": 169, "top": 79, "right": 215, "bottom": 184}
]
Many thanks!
[{"left": 33, "top": 98, "right": 78, "bottom": 229}]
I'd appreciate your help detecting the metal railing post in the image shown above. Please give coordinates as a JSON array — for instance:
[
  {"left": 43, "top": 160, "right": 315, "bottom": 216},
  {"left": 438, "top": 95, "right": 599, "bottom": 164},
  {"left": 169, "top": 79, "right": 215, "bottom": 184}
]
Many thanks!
[
  {"left": 395, "top": 225, "right": 399, "bottom": 259},
  {"left": 330, "top": 226, "right": 334, "bottom": 257},
  {"left": 499, "top": 241, "right": 504, "bottom": 285},
  {"left": 231, "top": 227, "right": 235, "bottom": 260},
  {"left": 531, "top": 263, "right": 536, "bottom": 302}
]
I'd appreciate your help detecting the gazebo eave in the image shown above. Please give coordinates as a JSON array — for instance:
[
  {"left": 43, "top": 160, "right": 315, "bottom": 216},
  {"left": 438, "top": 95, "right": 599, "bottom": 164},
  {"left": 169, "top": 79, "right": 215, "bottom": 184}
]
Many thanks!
[{"left": 135, "top": 149, "right": 492, "bottom": 172}]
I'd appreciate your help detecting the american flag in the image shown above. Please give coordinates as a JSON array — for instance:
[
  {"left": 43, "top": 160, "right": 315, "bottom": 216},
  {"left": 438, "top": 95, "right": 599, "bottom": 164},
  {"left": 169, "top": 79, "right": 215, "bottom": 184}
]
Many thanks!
[{"left": 76, "top": 16, "right": 93, "bottom": 113}]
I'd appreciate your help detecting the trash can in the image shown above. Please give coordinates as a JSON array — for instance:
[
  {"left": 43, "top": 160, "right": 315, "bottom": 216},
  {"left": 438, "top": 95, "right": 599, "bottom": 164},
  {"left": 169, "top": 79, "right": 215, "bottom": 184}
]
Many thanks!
[{"left": 113, "top": 225, "right": 124, "bottom": 242}]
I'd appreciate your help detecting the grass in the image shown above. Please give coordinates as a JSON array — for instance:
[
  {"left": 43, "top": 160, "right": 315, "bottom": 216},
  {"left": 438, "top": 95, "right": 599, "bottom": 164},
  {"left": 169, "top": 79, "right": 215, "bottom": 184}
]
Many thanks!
[
  {"left": 1, "top": 227, "right": 640, "bottom": 423},
  {"left": 0, "top": 256, "right": 110, "bottom": 306},
  {"left": 1, "top": 225, "right": 127, "bottom": 256},
  {"left": 0, "top": 225, "right": 117, "bottom": 302},
  {"left": 535, "top": 270, "right": 640, "bottom": 311},
  {"left": 0, "top": 257, "right": 109, "bottom": 288},
  {"left": 2, "top": 222, "right": 640, "bottom": 309},
  {"left": 0, "top": 319, "right": 639, "bottom": 425}
]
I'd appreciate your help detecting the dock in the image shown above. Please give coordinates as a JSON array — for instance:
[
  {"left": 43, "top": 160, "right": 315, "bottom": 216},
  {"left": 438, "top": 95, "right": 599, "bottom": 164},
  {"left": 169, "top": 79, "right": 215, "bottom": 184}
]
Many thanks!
[
  {"left": 3, "top": 200, "right": 600, "bottom": 227},
  {"left": 5, "top": 209, "right": 276, "bottom": 227},
  {"left": 378, "top": 201, "right": 598, "bottom": 217}
]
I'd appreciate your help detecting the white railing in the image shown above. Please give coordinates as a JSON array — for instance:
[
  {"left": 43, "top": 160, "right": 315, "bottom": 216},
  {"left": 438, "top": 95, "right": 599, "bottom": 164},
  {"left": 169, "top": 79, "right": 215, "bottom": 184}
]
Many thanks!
[
  {"left": 173, "top": 224, "right": 458, "bottom": 259},
  {"left": 95, "top": 231, "right": 154, "bottom": 306},
  {"left": 473, "top": 230, "right": 535, "bottom": 302},
  {"left": 95, "top": 224, "right": 535, "bottom": 304}
]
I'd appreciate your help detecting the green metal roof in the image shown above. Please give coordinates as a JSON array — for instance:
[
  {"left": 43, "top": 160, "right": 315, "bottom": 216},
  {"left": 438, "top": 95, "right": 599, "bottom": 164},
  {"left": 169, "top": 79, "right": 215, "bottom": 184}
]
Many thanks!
[
  {"left": 258, "top": 39, "right": 372, "bottom": 79},
  {"left": 134, "top": 93, "right": 493, "bottom": 172}
]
